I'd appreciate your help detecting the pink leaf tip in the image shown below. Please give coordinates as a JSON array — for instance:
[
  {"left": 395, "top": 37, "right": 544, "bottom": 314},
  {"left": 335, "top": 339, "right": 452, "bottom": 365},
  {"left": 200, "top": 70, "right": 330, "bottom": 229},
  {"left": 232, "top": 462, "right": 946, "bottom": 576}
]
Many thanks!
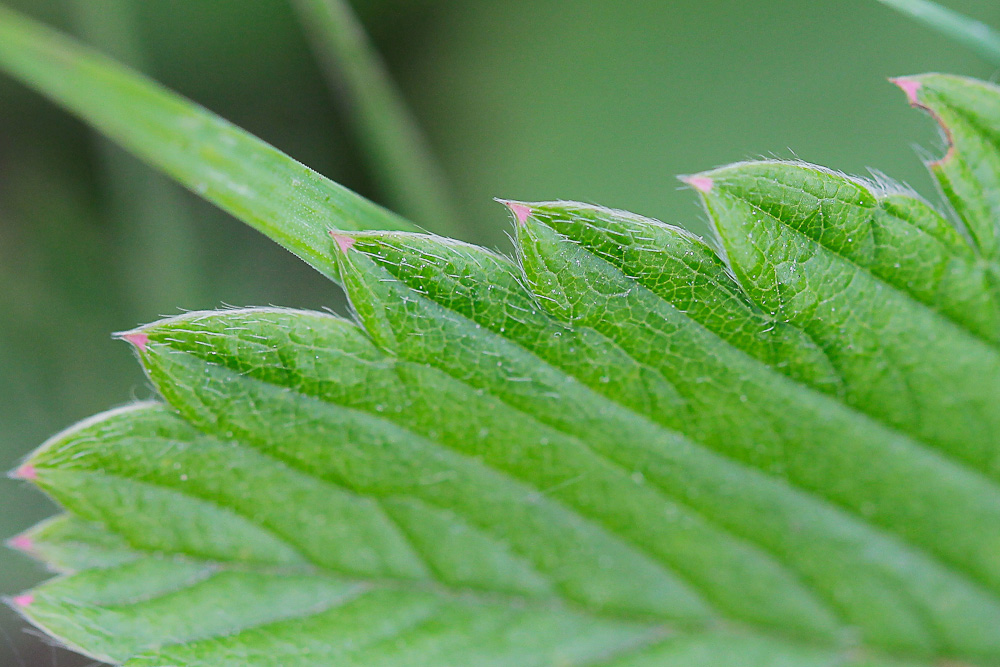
[
  {"left": 12, "top": 594, "right": 34, "bottom": 608},
  {"left": 12, "top": 464, "right": 38, "bottom": 481},
  {"left": 891, "top": 78, "right": 922, "bottom": 106},
  {"left": 499, "top": 201, "right": 533, "bottom": 225},
  {"left": 8, "top": 535, "right": 33, "bottom": 552},
  {"left": 121, "top": 331, "right": 149, "bottom": 352},
  {"left": 331, "top": 233, "right": 357, "bottom": 254},
  {"left": 683, "top": 176, "right": 714, "bottom": 193}
]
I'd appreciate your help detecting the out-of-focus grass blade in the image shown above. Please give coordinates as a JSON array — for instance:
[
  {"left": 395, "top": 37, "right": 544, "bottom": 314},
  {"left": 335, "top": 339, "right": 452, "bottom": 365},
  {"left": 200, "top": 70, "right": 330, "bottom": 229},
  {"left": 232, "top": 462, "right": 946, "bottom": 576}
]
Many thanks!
[
  {"left": 876, "top": 0, "right": 1000, "bottom": 67},
  {"left": 292, "top": 0, "right": 463, "bottom": 238},
  {"left": 71, "top": 0, "right": 206, "bottom": 312},
  {"left": 0, "top": 4, "right": 417, "bottom": 284}
]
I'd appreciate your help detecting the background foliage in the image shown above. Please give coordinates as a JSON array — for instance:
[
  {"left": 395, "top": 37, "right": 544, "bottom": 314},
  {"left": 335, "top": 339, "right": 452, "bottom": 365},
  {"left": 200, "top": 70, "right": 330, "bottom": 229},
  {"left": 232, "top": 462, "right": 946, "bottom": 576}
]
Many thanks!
[{"left": 1, "top": 0, "right": 999, "bottom": 664}]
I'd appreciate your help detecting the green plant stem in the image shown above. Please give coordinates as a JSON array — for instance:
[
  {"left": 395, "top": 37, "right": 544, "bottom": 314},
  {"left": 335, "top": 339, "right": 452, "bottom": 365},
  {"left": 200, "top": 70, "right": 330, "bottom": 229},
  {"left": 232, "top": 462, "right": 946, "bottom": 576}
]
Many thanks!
[
  {"left": 70, "top": 0, "right": 206, "bottom": 313},
  {"left": 876, "top": 0, "right": 1000, "bottom": 66},
  {"left": 291, "top": 0, "right": 463, "bottom": 237}
]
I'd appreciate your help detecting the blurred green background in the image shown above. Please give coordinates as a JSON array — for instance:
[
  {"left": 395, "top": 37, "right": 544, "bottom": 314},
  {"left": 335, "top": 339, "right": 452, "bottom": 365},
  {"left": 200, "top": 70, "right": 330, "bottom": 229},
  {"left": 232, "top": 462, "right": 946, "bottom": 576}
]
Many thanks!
[{"left": 1, "top": 0, "right": 997, "bottom": 664}]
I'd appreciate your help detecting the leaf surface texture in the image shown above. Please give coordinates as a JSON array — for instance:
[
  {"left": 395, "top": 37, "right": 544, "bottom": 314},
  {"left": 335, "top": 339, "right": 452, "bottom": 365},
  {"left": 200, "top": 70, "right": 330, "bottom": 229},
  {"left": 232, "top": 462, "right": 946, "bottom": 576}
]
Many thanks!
[{"left": 3, "top": 10, "right": 1000, "bottom": 665}]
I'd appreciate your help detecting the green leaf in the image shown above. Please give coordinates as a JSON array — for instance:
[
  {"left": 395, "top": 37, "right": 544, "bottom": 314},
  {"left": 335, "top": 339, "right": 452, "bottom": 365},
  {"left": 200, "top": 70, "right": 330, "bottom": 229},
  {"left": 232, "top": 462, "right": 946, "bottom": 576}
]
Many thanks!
[
  {"left": 0, "top": 4, "right": 416, "bottom": 283},
  {"left": 876, "top": 0, "right": 1000, "bottom": 67},
  {"left": 5, "top": 8, "right": 1000, "bottom": 666},
  {"left": 12, "top": 515, "right": 142, "bottom": 574},
  {"left": 895, "top": 74, "right": 1000, "bottom": 263},
  {"left": 690, "top": 161, "right": 1000, "bottom": 467},
  {"left": 16, "top": 308, "right": 988, "bottom": 666}
]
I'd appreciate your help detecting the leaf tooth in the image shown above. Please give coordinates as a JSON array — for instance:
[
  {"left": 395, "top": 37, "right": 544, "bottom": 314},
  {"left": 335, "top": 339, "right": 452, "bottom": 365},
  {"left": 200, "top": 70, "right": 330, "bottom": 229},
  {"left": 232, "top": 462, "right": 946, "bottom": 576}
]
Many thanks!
[
  {"left": 892, "top": 73, "right": 1000, "bottom": 260},
  {"left": 891, "top": 76, "right": 924, "bottom": 107},
  {"left": 118, "top": 331, "right": 150, "bottom": 353},
  {"left": 9, "top": 463, "right": 38, "bottom": 481},
  {"left": 496, "top": 198, "right": 534, "bottom": 225},
  {"left": 6, "top": 533, "right": 34, "bottom": 555},
  {"left": 516, "top": 199, "right": 844, "bottom": 395},
  {"left": 9, "top": 594, "right": 34, "bottom": 608},
  {"left": 9, "top": 515, "right": 142, "bottom": 575},
  {"left": 891, "top": 77, "right": 960, "bottom": 172},
  {"left": 689, "top": 161, "right": 998, "bottom": 345},
  {"left": 679, "top": 175, "right": 715, "bottom": 193},
  {"left": 691, "top": 159, "right": 1000, "bottom": 481},
  {"left": 331, "top": 232, "right": 358, "bottom": 254}
]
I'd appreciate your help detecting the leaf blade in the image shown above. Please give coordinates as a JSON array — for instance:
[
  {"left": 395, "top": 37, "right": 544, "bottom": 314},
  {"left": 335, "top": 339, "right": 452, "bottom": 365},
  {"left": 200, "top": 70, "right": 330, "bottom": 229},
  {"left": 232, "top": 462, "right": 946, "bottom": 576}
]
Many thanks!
[
  {"left": 896, "top": 73, "right": 1000, "bottom": 269},
  {"left": 5, "top": 16, "right": 1000, "bottom": 658},
  {"left": 690, "top": 160, "right": 1000, "bottom": 473},
  {"left": 329, "top": 231, "right": 1000, "bottom": 660},
  {"left": 14, "top": 388, "right": 670, "bottom": 665}
]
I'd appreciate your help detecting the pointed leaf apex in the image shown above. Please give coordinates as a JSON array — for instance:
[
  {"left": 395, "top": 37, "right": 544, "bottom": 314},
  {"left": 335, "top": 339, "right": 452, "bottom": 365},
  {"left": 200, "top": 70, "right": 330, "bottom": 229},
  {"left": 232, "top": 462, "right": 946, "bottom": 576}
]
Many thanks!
[
  {"left": 331, "top": 233, "right": 357, "bottom": 254},
  {"left": 114, "top": 330, "right": 149, "bottom": 352},
  {"left": 7, "top": 535, "right": 33, "bottom": 553},
  {"left": 11, "top": 464, "right": 38, "bottom": 481},
  {"left": 497, "top": 200, "right": 533, "bottom": 225},
  {"left": 890, "top": 77, "right": 923, "bottom": 105},
  {"left": 681, "top": 175, "right": 715, "bottom": 193},
  {"left": 11, "top": 594, "right": 34, "bottom": 608}
]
